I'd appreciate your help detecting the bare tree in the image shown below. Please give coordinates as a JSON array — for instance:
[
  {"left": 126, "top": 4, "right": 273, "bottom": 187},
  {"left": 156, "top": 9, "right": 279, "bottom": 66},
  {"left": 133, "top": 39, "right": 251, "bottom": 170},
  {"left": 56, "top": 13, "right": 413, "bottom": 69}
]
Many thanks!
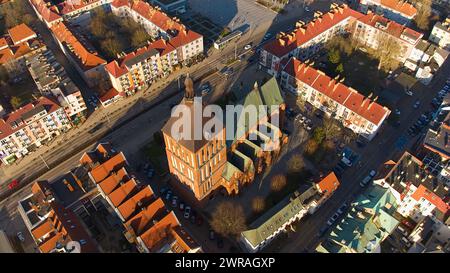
[
  {"left": 373, "top": 32, "right": 401, "bottom": 72},
  {"left": 211, "top": 202, "right": 247, "bottom": 236},
  {"left": 287, "top": 154, "right": 305, "bottom": 174},
  {"left": 304, "top": 139, "right": 319, "bottom": 156},
  {"left": 252, "top": 197, "right": 265, "bottom": 213},
  {"left": 322, "top": 118, "right": 341, "bottom": 140},
  {"left": 270, "top": 174, "right": 287, "bottom": 192},
  {"left": 414, "top": 0, "right": 432, "bottom": 31}
]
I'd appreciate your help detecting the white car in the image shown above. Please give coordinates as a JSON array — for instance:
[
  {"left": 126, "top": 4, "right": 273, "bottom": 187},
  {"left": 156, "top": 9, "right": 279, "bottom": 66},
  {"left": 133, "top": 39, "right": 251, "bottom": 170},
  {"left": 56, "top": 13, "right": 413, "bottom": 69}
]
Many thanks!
[
  {"left": 360, "top": 175, "right": 372, "bottom": 187},
  {"left": 184, "top": 206, "right": 191, "bottom": 219},
  {"left": 17, "top": 232, "right": 25, "bottom": 242},
  {"left": 244, "top": 44, "right": 252, "bottom": 50},
  {"left": 369, "top": 170, "right": 377, "bottom": 177}
]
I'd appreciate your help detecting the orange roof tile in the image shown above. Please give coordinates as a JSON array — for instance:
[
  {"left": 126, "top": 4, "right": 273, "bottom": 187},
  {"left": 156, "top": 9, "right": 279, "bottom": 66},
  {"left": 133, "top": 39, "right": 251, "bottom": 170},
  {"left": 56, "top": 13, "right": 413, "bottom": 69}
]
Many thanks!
[
  {"left": 411, "top": 184, "right": 449, "bottom": 214},
  {"left": 89, "top": 152, "right": 127, "bottom": 183},
  {"left": 99, "top": 87, "right": 123, "bottom": 102},
  {"left": 98, "top": 167, "right": 129, "bottom": 195},
  {"left": 117, "top": 186, "right": 155, "bottom": 221},
  {"left": 283, "top": 58, "right": 390, "bottom": 125},
  {"left": 8, "top": 24, "right": 36, "bottom": 45},
  {"left": 0, "top": 38, "right": 8, "bottom": 49},
  {"left": 317, "top": 172, "right": 340, "bottom": 196},
  {"left": 32, "top": 219, "right": 54, "bottom": 239},
  {"left": 139, "top": 211, "right": 180, "bottom": 251},
  {"left": 380, "top": 0, "right": 417, "bottom": 17},
  {"left": 125, "top": 198, "right": 166, "bottom": 236},
  {"left": 107, "top": 178, "right": 138, "bottom": 207}
]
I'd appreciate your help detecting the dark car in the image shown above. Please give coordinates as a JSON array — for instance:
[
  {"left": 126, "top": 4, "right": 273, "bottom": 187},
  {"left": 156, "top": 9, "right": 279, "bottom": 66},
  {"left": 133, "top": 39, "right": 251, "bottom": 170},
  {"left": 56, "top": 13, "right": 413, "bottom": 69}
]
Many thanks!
[
  {"left": 190, "top": 210, "right": 197, "bottom": 224},
  {"left": 318, "top": 226, "right": 329, "bottom": 237},
  {"left": 217, "top": 237, "right": 224, "bottom": 249},
  {"left": 88, "top": 122, "right": 104, "bottom": 134},
  {"left": 196, "top": 215, "right": 203, "bottom": 226}
]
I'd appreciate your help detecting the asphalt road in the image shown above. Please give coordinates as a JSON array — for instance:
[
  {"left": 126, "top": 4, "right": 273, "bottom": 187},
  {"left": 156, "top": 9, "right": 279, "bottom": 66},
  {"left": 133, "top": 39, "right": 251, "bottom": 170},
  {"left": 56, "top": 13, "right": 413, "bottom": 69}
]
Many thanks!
[{"left": 271, "top": 56, "right": 450, "bottom": 253}]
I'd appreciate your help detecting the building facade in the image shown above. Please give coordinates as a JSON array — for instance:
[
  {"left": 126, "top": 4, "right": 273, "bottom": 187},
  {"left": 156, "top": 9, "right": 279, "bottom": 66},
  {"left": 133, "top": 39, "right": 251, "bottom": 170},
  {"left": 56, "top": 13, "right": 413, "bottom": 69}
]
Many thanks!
[
  {"left": 280, "top": 58, "right": 391, "bottom": 140},
  {"left": 429, "top": 18, "right": 450, "bottom": 51},
  {"left": 0, "top": 97, "right": 72, "bottom": 165},
  {"left": 358, "top": 0, "right": 417, "bottom": 25}
]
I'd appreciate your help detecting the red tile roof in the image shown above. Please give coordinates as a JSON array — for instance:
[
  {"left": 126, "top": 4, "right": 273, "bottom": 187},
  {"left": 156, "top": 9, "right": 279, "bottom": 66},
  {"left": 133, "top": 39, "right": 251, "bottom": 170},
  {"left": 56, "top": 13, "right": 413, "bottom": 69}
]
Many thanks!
[
  {"left": 8, "top": 24, "right": 36, "bottom": 45},
  {"left": 117, "top": 186, "right": 155, "bottom": 221},
  {"left": 0, "top": 38, "right": 8, "bottom": 49},
  {"left": 317, "top": 172, "right": 340, "bottom": 196},
  {"left": 107, "top": 178, "right": 138, "bottom": 207},
  {"left": 283, "top": 58, "right": 390, "bottom": 125},
  {"left": 411, "top": 184, "right": 449, "bottom": 214},
  {"left": 264, "top": 5, "right": 361, "bottom": 58},
  {"left": 124, "top": 197, "right": 167, "bottom": 236},
  {"left": 380, "top": 0, "right": 417, "bottom": 17},
  {"left": 138, "top": 210, "right": 180, "bottom": 251},
  {"left": 51, "top": 22, "right": 106, "bottom": 71},
  {"left": 0, "top": 96, "right": 62, "bottom": 140},
  {"left": 99, "top": 87, "right": 123, "bottom": 102},
  {"left": 264, "top": 4, "right": 421, "bottom": 58},
  {"left": 89, "top": 152, "right": 127, "bottom": 183},
  {"left": 98, "top": 167, "right": 129, "bottom": 194}
]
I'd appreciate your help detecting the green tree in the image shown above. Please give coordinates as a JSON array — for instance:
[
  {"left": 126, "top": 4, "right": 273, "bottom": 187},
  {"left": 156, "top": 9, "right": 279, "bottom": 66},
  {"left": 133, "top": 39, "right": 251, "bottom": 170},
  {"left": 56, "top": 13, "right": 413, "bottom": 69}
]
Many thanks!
[
  {"left": 335, "top": 63, "right": 344, "bottom": 74},
  {"left": 328, "top": 49, "right": 341, "bottom": 64},
  {"left": 10, "top": 96, "right": 23, "bottom": 109},
  {"left": 312, "top": 127, "right": 326, "bottom": 143},
  {"left": 131, "top": 29, "right": 150, "bottom": 48}
]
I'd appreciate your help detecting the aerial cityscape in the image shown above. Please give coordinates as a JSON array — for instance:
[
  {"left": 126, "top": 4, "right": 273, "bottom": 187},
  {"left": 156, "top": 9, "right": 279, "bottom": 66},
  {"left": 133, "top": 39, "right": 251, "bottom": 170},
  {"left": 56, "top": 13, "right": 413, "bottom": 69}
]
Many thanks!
[{"left": 0, "top": 0, "right": 449, "bottom": 258}]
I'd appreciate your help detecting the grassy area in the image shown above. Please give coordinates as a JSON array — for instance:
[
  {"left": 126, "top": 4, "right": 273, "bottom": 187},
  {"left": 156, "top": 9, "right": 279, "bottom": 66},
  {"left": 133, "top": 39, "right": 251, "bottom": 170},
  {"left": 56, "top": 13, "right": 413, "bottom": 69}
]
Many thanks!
[
  {"left": 143, "top": 140, "right": 168, "bottom": 175},
  {"left": 87, "top": 8, "right": 152, "bottom": 60},
  {"left": 317, "top": 49, "right": 387, "bottom": 97}
]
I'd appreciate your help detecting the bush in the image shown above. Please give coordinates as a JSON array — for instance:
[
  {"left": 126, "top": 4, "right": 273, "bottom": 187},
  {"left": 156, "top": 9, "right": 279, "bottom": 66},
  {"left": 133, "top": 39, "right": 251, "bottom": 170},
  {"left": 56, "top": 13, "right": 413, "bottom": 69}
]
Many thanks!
[
  {"left": 252, "top": 196, "right": 265, "bottom": 213},
  {"left": 270, "top": 174, "right": 287, "bottom": 192}
]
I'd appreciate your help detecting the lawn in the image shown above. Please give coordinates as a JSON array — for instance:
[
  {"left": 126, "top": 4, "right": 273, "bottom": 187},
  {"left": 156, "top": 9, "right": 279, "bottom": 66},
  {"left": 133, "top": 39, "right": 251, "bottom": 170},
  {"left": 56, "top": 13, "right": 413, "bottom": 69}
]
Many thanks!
[
  {"left": 87, "top": 8, "right": 152, "bottom": 60},
  {"left": 143, "top": 139, "right": 168, "bottom": 175},
  {"left": 317, "top": 49, "right": 388, "bottom": 97}
]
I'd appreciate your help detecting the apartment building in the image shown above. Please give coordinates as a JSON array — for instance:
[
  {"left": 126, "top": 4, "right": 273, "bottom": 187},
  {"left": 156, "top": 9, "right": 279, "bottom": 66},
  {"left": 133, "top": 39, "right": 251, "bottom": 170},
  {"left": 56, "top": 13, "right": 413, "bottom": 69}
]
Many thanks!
[
  {"left": 373, "top": 151, "right": 450, "bottom": 224},
  {"left": 80, "top": 143, "right": 202, "bottom": 253},
  {"left": 0, "top": 97, "right": 72, "bottom": 165},
  {"left": 241, "top": 172, "right": 340, "bottom": 253},
  {"left": 149, "top": 0, "right": 188, "bottom": 15},
  {"left": 27, "top": 49, "right": 88, "bottom": 123},
  {"left": 429, "top": 18, "right": 450, "bottom": 51},
  {"left": 105, "top": 0, "right": 203, "bottom": 94},
  {"left": 0, "top": 23, "right": 46, "bottom": 76},
  {"left": 17, "top": 180, "right": 98, "bottom": 253},
  {"left": 358, "top": 0, "right": 417, "bottom": 25},
  {"left": 260, "top": 4, "right": 422, "bottom": 76},
  {"left": 50, "top": 22, "right": 107, "bottom": 87},
  {"left": 280, "top": 58, "right": 391, "bottom": 140}
]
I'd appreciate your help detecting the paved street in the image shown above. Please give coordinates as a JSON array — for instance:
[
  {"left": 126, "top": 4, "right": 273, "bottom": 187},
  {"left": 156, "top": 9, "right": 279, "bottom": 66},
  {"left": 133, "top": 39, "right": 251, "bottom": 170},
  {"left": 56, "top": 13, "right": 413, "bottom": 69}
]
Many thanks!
[{"left": 266, "top": 56, "right": 450, "bottom": 253}]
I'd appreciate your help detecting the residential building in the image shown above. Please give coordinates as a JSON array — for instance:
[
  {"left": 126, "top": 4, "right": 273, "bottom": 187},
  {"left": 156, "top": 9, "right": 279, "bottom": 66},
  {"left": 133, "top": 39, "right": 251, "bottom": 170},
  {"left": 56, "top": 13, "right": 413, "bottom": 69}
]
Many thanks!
[
  {"left": 162, "top": 76, "right": 287, "bottom": 202},
  {"left": 260, "top": 3, "right": 422, "bottom": 76},
  {"left": 105, "top": 0, "right": 203, "bottom": 94},
  {"left": 99, "top": 87, "right": 124, "bottom": 107},
  {"left": 17, "top": 180, "right": 99, "bottom": 253},
  {"left": 148, "top": 0, "right": 188, "bottom": 15},
  {"left": 241, "top": 172, "right": 340, "bottom": 252},
  {"left": 280, "top": 57, "right": 391, "bottom": 140},
  {"left": 407, "top": 216, "right": 450, "bottom": 253},
  {"left": 423, "top": 111, "right": 450, "bottom": 161},
  {"left": 0, "top": 96, "right": 72, "bottom": 165},
  {"left": 316, "top": 184, "right": 399, "bottom": 253},
  {"left": 429, "top": 18, "right": 450, "bottom": 50},
  {"left": 0, "top": 23, "right": 46, "bottom": 76},
  {"left": 373, "top": 151, "right": 450, "bottom": 224},
  {"left": 358, "top": 0, "right": 417, "bottom": 25},
  {"left": 80, "top": 143, "right": 202, "bottom": 253},
  {"left": 27, "top": 49, "right": 88, "bottom": 123},
  {"left": 50, "top": 22, "right": 107, "bottom": 88}
]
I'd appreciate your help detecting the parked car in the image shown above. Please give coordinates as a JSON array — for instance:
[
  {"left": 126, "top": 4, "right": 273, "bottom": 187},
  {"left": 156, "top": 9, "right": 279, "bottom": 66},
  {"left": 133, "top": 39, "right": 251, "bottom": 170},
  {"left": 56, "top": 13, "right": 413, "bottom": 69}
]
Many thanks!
[
  {"left": 200, "top": 82, "right": 212, "bottom": 95},
  {"left": 171, "top": 196, "right": 178, "bottom": 208},
  {"left": 165, "top": 190, "right": 172, "bottom": 200},
  {"left": 244, "top": 44, "right": 252, "bottom": 50},
  {"left": 209, "top": 229, "right": 215, "bottom": 240},
  {"left": 331, "top": 212, "right": 340, "bottom": 221},
  {"left": 318, "top": 226, "right": 329, "bottom": 237},
  {"left": 190, "top": 211, "right": 196, "bottom": 224},
  {"left": 413, "top": 100, "right": 421, "bottom": 109},
  {"left": 341, "top": 157, "right": 353, "bottom": 167},
  {"left": 337, "top": 203, "right": 348, "bottom": 215},
  {"left": 217, "top": 237, "right": 224, "bottom": 248},
  {"left": 179, "top": 202, "right": 185, "bottom": 211},
  {"left": 263, "top": 33, "right": 272, "bottom": 40},
  {"left": 360, "top": 175, "right": 372, "bottom": 187},
  {"left": 397, "top": 226, "right": 408, "bottom": 236},
  {"left": 17, "top": 232, "right": 25, "bottom": 242},
  {"left": 369, "top": 170, "right": 377, "bottom": 177},
  {"left": 184, "top": 206, "right": 191, "bottom": 219},
  {"left": 304, "top": 6, "right": 311, "bottom": 12},
  {"left": 160, "top": 186, "right": 169, "bottom": 195},
  {"left": 405, "top": 89, "right": 413, "bottom": 96},
  {"left": 147, "top": 169, "right": 155, "bottom": 178},
  {"left": 401, "top": 237, "right": 411, "bottom": 248},
  {"left": 8, "top": 179, "right": 20, "bottom": 190}
]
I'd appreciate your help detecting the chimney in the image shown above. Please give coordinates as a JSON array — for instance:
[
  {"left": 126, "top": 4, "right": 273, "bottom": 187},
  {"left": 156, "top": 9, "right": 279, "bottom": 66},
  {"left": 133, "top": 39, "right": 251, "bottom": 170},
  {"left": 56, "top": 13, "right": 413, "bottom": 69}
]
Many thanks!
[{"left": 279, "top": 38, "right": 286, "bottom": 46}]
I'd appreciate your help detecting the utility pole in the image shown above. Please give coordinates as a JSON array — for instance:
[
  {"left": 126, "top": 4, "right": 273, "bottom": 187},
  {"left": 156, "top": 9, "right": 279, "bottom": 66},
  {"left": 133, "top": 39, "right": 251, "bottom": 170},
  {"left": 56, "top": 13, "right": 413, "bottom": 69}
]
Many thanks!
[{"left": 39, "top": 155, "right": 50, "bottom": 170}]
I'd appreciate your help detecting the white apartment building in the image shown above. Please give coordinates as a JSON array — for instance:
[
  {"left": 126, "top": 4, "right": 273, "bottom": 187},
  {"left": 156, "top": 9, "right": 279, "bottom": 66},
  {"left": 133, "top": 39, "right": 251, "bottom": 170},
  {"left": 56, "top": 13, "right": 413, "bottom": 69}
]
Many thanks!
[
  {"left": 280, "top": 58, "right": 391, "bottom": 140},
  {"left": 429, "top": 18, "right": 450, "bottom": 50},
  {"left": 0, "top": 97, "right": 72, "bottom": 165},
  {"left": 358, "top": 0, "right": 417, "bottom": 25}
]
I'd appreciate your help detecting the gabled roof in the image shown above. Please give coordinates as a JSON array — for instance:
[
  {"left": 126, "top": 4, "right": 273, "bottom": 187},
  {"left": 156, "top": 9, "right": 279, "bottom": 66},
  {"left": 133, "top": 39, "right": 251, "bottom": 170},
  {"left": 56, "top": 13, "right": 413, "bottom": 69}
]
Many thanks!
[
  {"left": 317, "top": 172, "right": 340, "bottom": 196},
  {"left": 117, "top": 186, "right": 155, "bottom": 221},
  {"left": 124, "top": 197, "right": 167, "bottom": 236},
  {"left": 138, "top": 210, "right": 180, "bottom": 251},
  {"left": 8, "top": 24, "right": 36, "bottom": 45},
  {"left": 89, "top": 152, "right": 127, "bottom": 183},
  {"left": 379, "top": 0, "right": 417, "bottom": 18},
  {"left": 283, "top": 58, "right": 390, "bottom": 125},
  {"left": 107, "top": 178, "right": 138, "bottom": 207}
]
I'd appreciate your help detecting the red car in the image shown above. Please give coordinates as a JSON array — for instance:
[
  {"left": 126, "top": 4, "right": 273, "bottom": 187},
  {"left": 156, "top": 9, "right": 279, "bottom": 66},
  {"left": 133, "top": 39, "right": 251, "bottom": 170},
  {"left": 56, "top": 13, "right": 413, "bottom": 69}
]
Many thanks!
[{"left": 8, "top": 179, "right": 19, "bottom": 190}]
